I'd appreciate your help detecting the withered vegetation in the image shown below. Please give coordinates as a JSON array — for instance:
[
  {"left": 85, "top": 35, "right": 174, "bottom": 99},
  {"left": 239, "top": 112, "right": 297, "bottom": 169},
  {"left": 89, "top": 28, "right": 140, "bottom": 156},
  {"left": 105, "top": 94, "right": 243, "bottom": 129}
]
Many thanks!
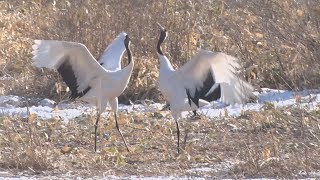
[
  {"left": 0, "top": 0, "right": 319, "bottom": 102},
  {"left": 0, "top": 105, "right": 319, "bottom": 178},
  {"left": 0, "top": 0, "right": 320, "bottom": 178}
]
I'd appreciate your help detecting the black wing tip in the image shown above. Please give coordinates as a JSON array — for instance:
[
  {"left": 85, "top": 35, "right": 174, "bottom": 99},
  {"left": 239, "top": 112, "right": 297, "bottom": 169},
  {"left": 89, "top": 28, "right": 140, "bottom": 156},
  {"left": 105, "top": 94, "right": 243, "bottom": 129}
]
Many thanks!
[
  {"left": 57, "top": 58, "right": 91, "bottom": 100},
  {"left": 70, "top": 86, "right": 92, "bottom": 99},
  {"left": 186, "top": 88, "right": 200, "bottom": 108},
  {"left": 185, "top": 70, "right": 222, "bottom": 108}
]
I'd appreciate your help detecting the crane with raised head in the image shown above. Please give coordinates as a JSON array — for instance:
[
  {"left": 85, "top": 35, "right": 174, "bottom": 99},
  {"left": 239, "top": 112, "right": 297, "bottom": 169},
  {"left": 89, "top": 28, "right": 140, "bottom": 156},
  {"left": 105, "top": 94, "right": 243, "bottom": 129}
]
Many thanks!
[
  {"left": 156, "top": 24, "right": 253, "bottom": 153},
  {"left": 32, "top": 34, "right": 133, "bottom": 152}
]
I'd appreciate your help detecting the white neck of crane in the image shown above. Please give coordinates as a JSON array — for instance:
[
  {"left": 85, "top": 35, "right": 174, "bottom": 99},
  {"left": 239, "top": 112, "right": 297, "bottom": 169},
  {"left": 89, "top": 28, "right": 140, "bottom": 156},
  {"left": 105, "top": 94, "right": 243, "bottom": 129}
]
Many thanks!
[{"left": 158, "top": 53, "right": 174, "bottom": 74}]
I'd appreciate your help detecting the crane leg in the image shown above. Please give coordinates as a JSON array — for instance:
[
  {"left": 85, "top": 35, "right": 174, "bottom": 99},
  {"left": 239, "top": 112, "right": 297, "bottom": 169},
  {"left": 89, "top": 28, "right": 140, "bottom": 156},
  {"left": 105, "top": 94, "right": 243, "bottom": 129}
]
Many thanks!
[
  {"left": 114, "top": 112, "right": 130, "bottom": 152},
  {"left": 193, "top": 110, "right": 197, "bottom": 116},
  {"left": 94, "top": 112, "right": 101, "bottom": 152},
  {"left": 175, "top": 119, "right": 180, "bottom": 154}
]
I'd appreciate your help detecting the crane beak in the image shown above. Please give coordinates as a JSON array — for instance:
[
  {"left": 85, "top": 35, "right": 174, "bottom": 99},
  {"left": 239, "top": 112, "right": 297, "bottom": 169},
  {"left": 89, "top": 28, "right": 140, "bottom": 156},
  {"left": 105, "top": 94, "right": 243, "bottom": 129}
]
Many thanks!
[{"left": 156, "top": 22, "right": 166, "bottom": 32}]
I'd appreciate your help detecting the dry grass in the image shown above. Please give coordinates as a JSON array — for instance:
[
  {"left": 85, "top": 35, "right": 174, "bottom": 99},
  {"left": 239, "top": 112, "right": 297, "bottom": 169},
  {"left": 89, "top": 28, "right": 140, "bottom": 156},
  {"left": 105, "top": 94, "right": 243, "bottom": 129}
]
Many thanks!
[
  {"left": 0, "top": 105, "right": 319, "bottom": 178},
  {"left": 0, "top": 0, "right": 319, "bottom": 102},
  {"left": 0, "top": 0, "right": 320, "bottom": 178}
]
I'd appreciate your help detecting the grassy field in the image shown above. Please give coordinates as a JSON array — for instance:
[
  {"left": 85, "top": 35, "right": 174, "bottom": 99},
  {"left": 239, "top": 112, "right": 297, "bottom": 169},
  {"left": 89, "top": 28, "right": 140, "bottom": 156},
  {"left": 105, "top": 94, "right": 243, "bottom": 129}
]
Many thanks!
[
  {"left": 0, "top": 0, "right": 320, "bottom": 178},
  {"left": 0, "top": 105, "right": 319, "bottom": 178}
]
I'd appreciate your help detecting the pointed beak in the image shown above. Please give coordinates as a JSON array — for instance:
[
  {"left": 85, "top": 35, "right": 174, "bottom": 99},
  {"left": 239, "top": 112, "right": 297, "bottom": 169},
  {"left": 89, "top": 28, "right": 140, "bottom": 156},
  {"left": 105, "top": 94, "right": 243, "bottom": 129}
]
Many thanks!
[{"left": 156, "top": 22, "right": 166, "bottom": 32}]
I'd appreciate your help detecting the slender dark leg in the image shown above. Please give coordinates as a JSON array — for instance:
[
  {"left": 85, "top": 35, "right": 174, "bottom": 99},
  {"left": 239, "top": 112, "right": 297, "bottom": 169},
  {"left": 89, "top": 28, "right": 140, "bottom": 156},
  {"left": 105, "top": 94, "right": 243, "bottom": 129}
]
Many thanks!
[
  {"left": 193, "top": 110, "right": 197, "bottom": 116},
  {"left": 94, "top": 112, "right": 101, "bottom": 152},
  {"left": 183, "top": 128, "right": 189, "bottom": 151},
  {"left": 114, "top": 112, "right": 130, "bottom": 152},
  {"left": 175, "top": 119, "right": 180, "bottom": 154}
]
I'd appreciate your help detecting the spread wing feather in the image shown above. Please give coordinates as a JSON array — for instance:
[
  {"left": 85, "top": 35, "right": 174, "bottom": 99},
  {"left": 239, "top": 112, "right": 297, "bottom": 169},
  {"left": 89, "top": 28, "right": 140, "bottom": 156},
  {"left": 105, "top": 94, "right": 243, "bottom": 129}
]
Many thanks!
[
  {"left": 171, "top": 50, "right": 253, "bottom": 106},
  {"left": 32, "top": 40, "right": 111, "bottom": 98},
  {"left": 98, "top": 32, "right": 127, "bottom": 71}
]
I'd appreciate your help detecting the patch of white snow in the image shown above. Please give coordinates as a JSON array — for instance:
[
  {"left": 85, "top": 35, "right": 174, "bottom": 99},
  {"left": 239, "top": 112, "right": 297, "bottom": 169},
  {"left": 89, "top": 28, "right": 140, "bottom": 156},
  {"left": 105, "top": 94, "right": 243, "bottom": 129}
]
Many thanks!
[{"left": 0, "top": 88, "right": 319, "bottom": 121}]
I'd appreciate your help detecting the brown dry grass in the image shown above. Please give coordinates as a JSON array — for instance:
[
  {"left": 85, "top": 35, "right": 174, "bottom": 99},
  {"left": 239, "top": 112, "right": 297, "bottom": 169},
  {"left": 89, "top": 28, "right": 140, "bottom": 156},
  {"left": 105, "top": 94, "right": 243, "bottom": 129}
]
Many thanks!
[
  {"left": 0, "top": 0, "right": 320, "bottom": 178},
  {"left": 0, "top": 105, "right": 319, "bottom": 178},
  {"left": 0, "top": 0, "right": 319, "bottom": 103}
]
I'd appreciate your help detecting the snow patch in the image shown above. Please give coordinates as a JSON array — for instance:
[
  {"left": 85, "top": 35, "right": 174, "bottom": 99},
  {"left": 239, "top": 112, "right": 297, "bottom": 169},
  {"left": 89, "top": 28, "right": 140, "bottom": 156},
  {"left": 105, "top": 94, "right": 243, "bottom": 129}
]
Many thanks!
[{"left": 0, "top": 88, "right": 319, "bottom": 121}]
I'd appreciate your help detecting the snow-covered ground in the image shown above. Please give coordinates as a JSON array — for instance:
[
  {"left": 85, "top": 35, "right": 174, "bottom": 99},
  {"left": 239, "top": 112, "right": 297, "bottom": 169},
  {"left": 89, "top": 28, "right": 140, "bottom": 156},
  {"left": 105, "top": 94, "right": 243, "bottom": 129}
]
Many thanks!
[
  {"left": 0, "top": 88, "right": 319, "bottom": 121},
  {"left": 0, "top": 88, "right": 319, "bottom": 179}
]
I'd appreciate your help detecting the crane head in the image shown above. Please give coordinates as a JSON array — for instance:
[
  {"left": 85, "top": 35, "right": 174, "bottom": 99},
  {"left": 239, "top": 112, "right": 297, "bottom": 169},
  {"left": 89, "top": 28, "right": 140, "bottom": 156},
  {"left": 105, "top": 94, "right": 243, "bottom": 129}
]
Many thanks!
[
  {"left": 124, "top": 35, "right": 131, "bottom": 48},
  {"left": 157, "top": 22, "right": 167, "bottom": 44}
]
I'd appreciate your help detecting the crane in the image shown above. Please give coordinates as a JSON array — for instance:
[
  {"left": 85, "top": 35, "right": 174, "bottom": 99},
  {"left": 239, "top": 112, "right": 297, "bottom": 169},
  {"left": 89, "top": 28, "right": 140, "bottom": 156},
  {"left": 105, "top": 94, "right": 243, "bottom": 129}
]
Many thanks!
[
  {"left": 156, "top": 24, "right": 253, "bottom": 153},
  {"left": 32, "top": 34, "right": 133, "bottom": 152}
]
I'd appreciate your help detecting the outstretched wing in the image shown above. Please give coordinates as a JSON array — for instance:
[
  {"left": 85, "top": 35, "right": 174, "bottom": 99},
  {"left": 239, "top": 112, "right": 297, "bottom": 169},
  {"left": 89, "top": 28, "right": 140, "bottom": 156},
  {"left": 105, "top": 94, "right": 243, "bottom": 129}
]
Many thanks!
[
  {"left": 171, "top": 50, "right": 253, "bottom": 106},
  {"left": 32, "top": 40, "right": 110, "bottom": 99},
  {"left": 98, "top": 32, "right": 127, "bottom": 71}
]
